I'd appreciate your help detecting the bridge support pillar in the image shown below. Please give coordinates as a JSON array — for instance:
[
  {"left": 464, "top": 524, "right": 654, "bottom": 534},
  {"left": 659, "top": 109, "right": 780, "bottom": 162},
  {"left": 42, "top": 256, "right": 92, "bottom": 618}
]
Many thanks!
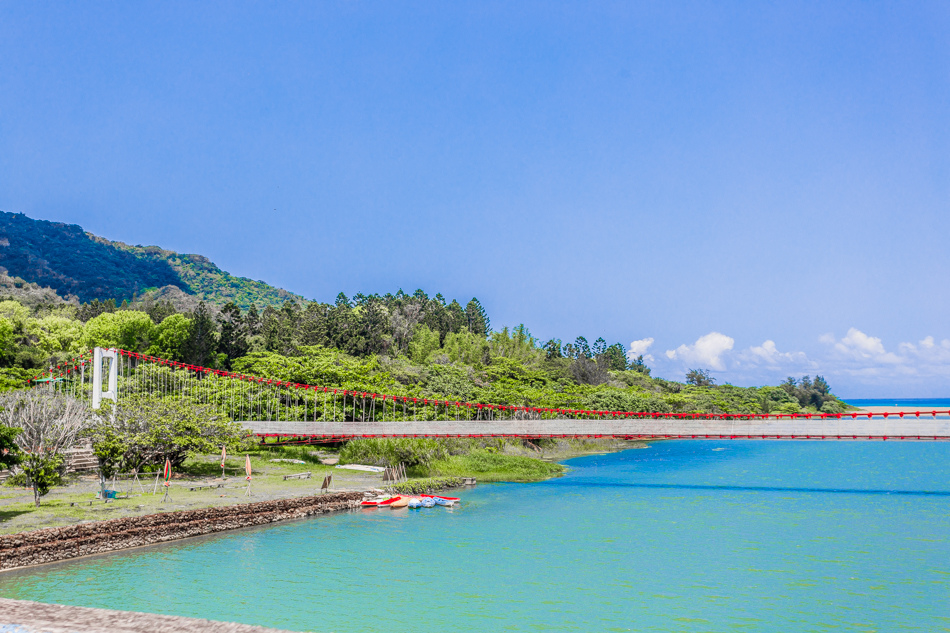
[{"left": 92, "top": 347, "right": 118, "bottom": 410}]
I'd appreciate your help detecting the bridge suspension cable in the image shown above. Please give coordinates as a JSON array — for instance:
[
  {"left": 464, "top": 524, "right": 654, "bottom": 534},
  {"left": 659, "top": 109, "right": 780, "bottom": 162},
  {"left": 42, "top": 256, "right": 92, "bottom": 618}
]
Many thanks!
[{"left": 26, "top": 348, "right": 950, "bottom": 427}]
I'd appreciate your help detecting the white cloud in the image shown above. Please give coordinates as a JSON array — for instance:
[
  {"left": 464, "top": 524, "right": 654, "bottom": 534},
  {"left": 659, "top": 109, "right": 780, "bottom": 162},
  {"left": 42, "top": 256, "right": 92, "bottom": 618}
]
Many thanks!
[
  {"left": 627, "top": 337, "right": 655, "bottom": 362},
  {"left": 817, "top": 328, "right": 950, "bottom": 384},
  {"left": 665, "top": 332, "right": 734, "bottom": 371},
  {"left": 738, "top": 340, "right": 813, "bottom": 370},
  {"left": 824, "top": 327, "right": 902, "bottom": 365},
  {"left": 645, "top": 327, "right": 950, "bottom": 392}
]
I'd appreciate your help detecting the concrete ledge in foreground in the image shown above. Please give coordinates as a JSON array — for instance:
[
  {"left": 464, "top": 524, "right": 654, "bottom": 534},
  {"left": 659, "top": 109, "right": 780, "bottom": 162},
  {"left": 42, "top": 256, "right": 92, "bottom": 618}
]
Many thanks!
[{"left": 0, "top": 597, "right": 295, "bottom": 633}]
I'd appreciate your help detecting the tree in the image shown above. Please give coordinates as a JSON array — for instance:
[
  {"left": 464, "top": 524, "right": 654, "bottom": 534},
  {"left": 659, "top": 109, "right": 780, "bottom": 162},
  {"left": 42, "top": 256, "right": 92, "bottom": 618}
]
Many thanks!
[
  {"left": 144, "top": 300, "right": 177, "bottom": 324},
  {"left": 0, "top": 424, "right": 21, "bottom": 471},
  {"left": 686, "top": 368, "right": 716, "bottom": 387},
  {"left": 147, "top": 313, "right": 192, "bottom": 360},
  {"left": 217, "top": 302, "right": 249, "bottom": 367},
  {"left": 88, "top": 394, "right": 245, "bottom": 475},
  {"left": 445, "top": 300, "right": 467, "bottom": 336},
  {"left": 573, "top": 336, "right": 592, "bottom": 359},
  {"left": 26, "top": 315, "right": 84, "bottom": 359},
  {"left": 543, "top": 339, "right": 563, "bottom": 359},
  {"left": 353, "top": 297, "right": 390, "bottom": 356},
  {"left": 298, "top": 302, "right": 330, "bottom": 347},
  {"left": 76, "top": 298, "right": 117, "bottom": 322},
  {"left": 390, "top": 302, "right": 425, "bottom": 355},
  {"left": 0, "top": 316, "right": 16, "bottom": 366},
  {"left": 442, "top": 329, "right": 490, "bottom": 366},
  {"left": 327, "top": 294, "right": 356, "bottom": 351},
  {"left": 570, "top": 356, "right": 609, "bottom": 385},
  {"left": 627, "top": 354, "right": 651, "bottom": 376},
  {"left": 600, "top": 343, "right": 628, "bottom": 372},
  {"left": 128, "top": 395, "right": 244, "bottom": 468},
  {"left": 409, "top": 324, "right": 441, "bottom": 364},
  {"left": 82, "top": 310, "right": 155, "bottom": 352},
  {"left": 0, "top": 390, "right": 88, "bottom": 506},
  {"left": 465, "top": 298, "right": 490, "bottom": 336},
  {"left": 182, "top": 302, "right": 218, "bottom": 367},
  {"left": 245, "top": 304, "right": 262, "bottom": 337},
  {"left": 489, "top": 325, "right": 539, "bottom": 362}
]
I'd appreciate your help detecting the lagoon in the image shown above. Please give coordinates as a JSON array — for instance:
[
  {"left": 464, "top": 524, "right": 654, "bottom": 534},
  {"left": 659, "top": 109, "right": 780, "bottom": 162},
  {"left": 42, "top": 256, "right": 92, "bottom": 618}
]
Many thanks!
[{"left": 2, "top": 440, "right": 949, "bottom": 632}]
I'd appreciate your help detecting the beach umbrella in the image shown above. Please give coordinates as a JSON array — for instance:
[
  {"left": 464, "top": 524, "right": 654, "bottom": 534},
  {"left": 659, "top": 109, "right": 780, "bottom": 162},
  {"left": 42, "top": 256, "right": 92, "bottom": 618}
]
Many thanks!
[
  {"left": 161, "top": 457, "right": 172, "bottom": 502},
  {"left": 244, "top": 454, "right": 252, "bottom": 497}
]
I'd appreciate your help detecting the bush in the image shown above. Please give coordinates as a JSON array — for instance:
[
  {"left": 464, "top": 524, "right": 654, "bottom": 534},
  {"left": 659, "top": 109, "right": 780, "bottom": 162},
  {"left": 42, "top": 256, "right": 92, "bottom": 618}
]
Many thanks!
[
  {"left": 426, "top": 450, "right": 564, "bottom": 482},
  {"left": 390, "top": 477, "right": 463, "bottom": 495},
  {"left": 339, "top": 438, "right": 449, "bottom": 468}
]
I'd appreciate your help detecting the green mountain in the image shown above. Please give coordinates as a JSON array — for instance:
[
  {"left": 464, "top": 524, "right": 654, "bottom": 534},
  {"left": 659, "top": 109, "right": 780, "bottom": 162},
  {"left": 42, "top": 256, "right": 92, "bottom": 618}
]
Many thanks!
[{"left": 0, "top": 211, "right": 305, "bottom": 310}]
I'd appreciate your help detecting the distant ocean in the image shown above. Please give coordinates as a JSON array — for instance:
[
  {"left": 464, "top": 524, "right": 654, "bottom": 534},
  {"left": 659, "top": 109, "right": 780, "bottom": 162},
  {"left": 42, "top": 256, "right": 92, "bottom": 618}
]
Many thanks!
[{"left": 844, "top": 398, "right": 950, "bottom": 408}]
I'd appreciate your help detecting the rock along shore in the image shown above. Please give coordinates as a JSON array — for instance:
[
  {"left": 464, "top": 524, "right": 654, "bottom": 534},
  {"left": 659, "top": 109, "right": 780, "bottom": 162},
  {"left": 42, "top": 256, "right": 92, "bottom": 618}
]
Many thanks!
[{"left": 0, "top": 491, "right": 364, "bottom": 571}]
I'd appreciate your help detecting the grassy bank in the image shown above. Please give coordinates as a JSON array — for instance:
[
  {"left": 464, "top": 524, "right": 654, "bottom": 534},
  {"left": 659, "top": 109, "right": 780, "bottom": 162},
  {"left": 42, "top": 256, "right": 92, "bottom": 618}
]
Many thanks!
[
  {"left": 425, "top": 450, "right": 564, "bottom": 482},
  {"left": 0, "top": 437, "right": 640, "bottom": 535},
  {"left": 338, "top": 436, "right": 637, "bottom": 483}
]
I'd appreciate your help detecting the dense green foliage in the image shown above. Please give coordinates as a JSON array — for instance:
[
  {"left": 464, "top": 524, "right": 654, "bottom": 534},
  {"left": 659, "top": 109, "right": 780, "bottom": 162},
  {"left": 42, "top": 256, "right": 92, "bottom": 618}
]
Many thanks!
[
  {"left": 426, "top": 450, "right": 564, "bottom": 482},
  {"left": 0, "top": 210, "right": 303, "bottom": 309},
  {"left": 389, "top": 477, "right": 465, "bottom": 495},
  {"left": 88, "top": 395, "right": 248, "bottom": 471},
  {"left": 9, "top": 289, "right": 848, "bottom": 415},
  {"left": 340, "top": 438, "right": 451, "bottom": 469},
  {"left": 0, "top": 425, "right": 21, "bottom": 470}
]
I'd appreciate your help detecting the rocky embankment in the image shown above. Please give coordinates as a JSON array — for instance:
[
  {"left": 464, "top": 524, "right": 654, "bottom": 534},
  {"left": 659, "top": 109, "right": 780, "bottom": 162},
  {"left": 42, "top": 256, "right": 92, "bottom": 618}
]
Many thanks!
[{"left": 0, "top": 491, "right": 363, "bottom": 571}]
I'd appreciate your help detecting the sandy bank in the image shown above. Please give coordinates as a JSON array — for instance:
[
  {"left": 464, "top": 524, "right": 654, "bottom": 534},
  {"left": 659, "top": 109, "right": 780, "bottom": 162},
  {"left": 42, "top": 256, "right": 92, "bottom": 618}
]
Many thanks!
[{"left": 0, "top": 597, "right": 294, "bottom": 632}]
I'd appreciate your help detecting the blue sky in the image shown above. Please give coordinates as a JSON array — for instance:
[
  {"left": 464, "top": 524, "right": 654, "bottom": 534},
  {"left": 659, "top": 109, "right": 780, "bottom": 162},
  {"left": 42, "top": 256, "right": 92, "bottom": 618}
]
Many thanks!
[{"left": 1, "top": 2, "right": 948, "bottom": 396}]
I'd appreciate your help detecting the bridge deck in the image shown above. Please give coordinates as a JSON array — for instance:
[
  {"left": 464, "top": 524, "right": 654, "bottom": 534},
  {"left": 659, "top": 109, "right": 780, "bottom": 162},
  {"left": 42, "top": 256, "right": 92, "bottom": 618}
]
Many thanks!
[{"left": 241, "top": 416, "right": 950, "bottom": 440}]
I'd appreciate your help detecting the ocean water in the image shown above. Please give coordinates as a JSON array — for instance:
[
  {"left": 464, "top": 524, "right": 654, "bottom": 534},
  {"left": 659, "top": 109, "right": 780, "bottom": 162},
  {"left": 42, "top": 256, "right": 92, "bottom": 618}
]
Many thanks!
[
  {"left": 845, "top": 398, "right": 950, "bottom": 409},
  {"left": 1, "top": 441, "right": 949, "bottom": 632}
]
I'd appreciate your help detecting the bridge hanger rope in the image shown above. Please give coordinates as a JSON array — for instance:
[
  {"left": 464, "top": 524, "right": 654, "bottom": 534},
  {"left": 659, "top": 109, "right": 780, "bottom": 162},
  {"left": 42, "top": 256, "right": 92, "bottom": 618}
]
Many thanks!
[{"left": 26, "top": 348, "right": 950, "bottom": 423}]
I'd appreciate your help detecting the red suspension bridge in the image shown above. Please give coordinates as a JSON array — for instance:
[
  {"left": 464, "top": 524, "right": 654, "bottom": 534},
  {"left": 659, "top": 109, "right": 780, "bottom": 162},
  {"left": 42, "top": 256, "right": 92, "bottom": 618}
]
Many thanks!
[{"left": 28, "top": 348, "right": 950, "bottom": 442}]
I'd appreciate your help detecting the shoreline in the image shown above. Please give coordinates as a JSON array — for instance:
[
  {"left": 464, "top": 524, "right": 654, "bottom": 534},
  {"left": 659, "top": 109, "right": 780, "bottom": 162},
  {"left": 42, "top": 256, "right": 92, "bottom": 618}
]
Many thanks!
[
  {"left": 0, "top": 597, "right": 297, "bottom": 633},
  {"left": 0, "top": 491, "right": 364, "bottom": 572},
  {"left": 0, "top": 439, "right": 646, "bottom": 571}
]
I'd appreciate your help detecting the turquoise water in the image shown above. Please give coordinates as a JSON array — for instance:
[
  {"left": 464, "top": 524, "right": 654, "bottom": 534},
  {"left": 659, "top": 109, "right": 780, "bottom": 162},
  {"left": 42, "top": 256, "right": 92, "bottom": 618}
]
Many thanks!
[
  {"left": 846, "top": 398, "right": 950, "bottom": 408},
  {"left": 2, "top": 441, "right": 949, "bottom": 632}
]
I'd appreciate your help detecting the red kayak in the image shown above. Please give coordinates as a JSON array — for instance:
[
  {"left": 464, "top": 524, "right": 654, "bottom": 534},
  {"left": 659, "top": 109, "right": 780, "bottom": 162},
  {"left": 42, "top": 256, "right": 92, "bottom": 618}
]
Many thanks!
[
  {"left": 420, "top": 494, "right": 461, "bottom": 501},
  {"left": 361, "top": 496, "right": 400, "bottom": 507}
]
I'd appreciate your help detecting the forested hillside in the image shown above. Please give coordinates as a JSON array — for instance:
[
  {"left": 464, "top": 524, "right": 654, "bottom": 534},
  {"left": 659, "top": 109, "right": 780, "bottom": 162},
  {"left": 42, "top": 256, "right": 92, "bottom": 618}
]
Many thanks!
[
  {"left": 11, "top": 287, "right": 849, "bottom": 415},
  {"left": 0, "top": 211, "right": 303, "bottom": 309}
]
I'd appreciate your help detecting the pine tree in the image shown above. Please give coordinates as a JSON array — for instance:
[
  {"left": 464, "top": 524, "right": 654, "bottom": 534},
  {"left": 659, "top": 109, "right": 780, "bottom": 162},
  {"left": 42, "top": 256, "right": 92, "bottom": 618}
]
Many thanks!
[
  {"left": 217, "top": 302, "right": 248, "bottom": 367},
  {"left": 245, "top": 305, "right": 261, "bottom": 337},
  {"left": 465, "top": 298, "right": 490, "bottom": 336},
  {"left": 183, "top": 301, "right": 218, "bottom": 367}
]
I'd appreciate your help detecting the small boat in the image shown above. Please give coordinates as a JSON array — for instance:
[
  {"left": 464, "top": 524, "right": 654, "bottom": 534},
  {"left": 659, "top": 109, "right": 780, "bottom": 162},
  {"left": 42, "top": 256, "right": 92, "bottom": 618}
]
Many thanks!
[
  {"left": 430, "top": 497, "right": 455, "bottom": 507},
  {"left": 360, "top": 496, "right": 397, "bottom": 507},
  {"left": 420, "top": 494, "right": 460, "bottom": 502},
  {"left": 421, "top": 497, "right": 436, "bottom": 508},
  {"left": 408, "top": 497, "right": 423, "bottom": 509},
  {"left": 389, "top": 496, "right": 410, "bottom": 508}
]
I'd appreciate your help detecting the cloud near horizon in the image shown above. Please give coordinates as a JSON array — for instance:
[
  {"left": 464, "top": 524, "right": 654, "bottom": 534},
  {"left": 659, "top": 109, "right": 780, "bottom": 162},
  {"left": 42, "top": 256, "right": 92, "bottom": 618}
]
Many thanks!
[{"left": 641, "top": 327, "right": 950, "bottom": 393}]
